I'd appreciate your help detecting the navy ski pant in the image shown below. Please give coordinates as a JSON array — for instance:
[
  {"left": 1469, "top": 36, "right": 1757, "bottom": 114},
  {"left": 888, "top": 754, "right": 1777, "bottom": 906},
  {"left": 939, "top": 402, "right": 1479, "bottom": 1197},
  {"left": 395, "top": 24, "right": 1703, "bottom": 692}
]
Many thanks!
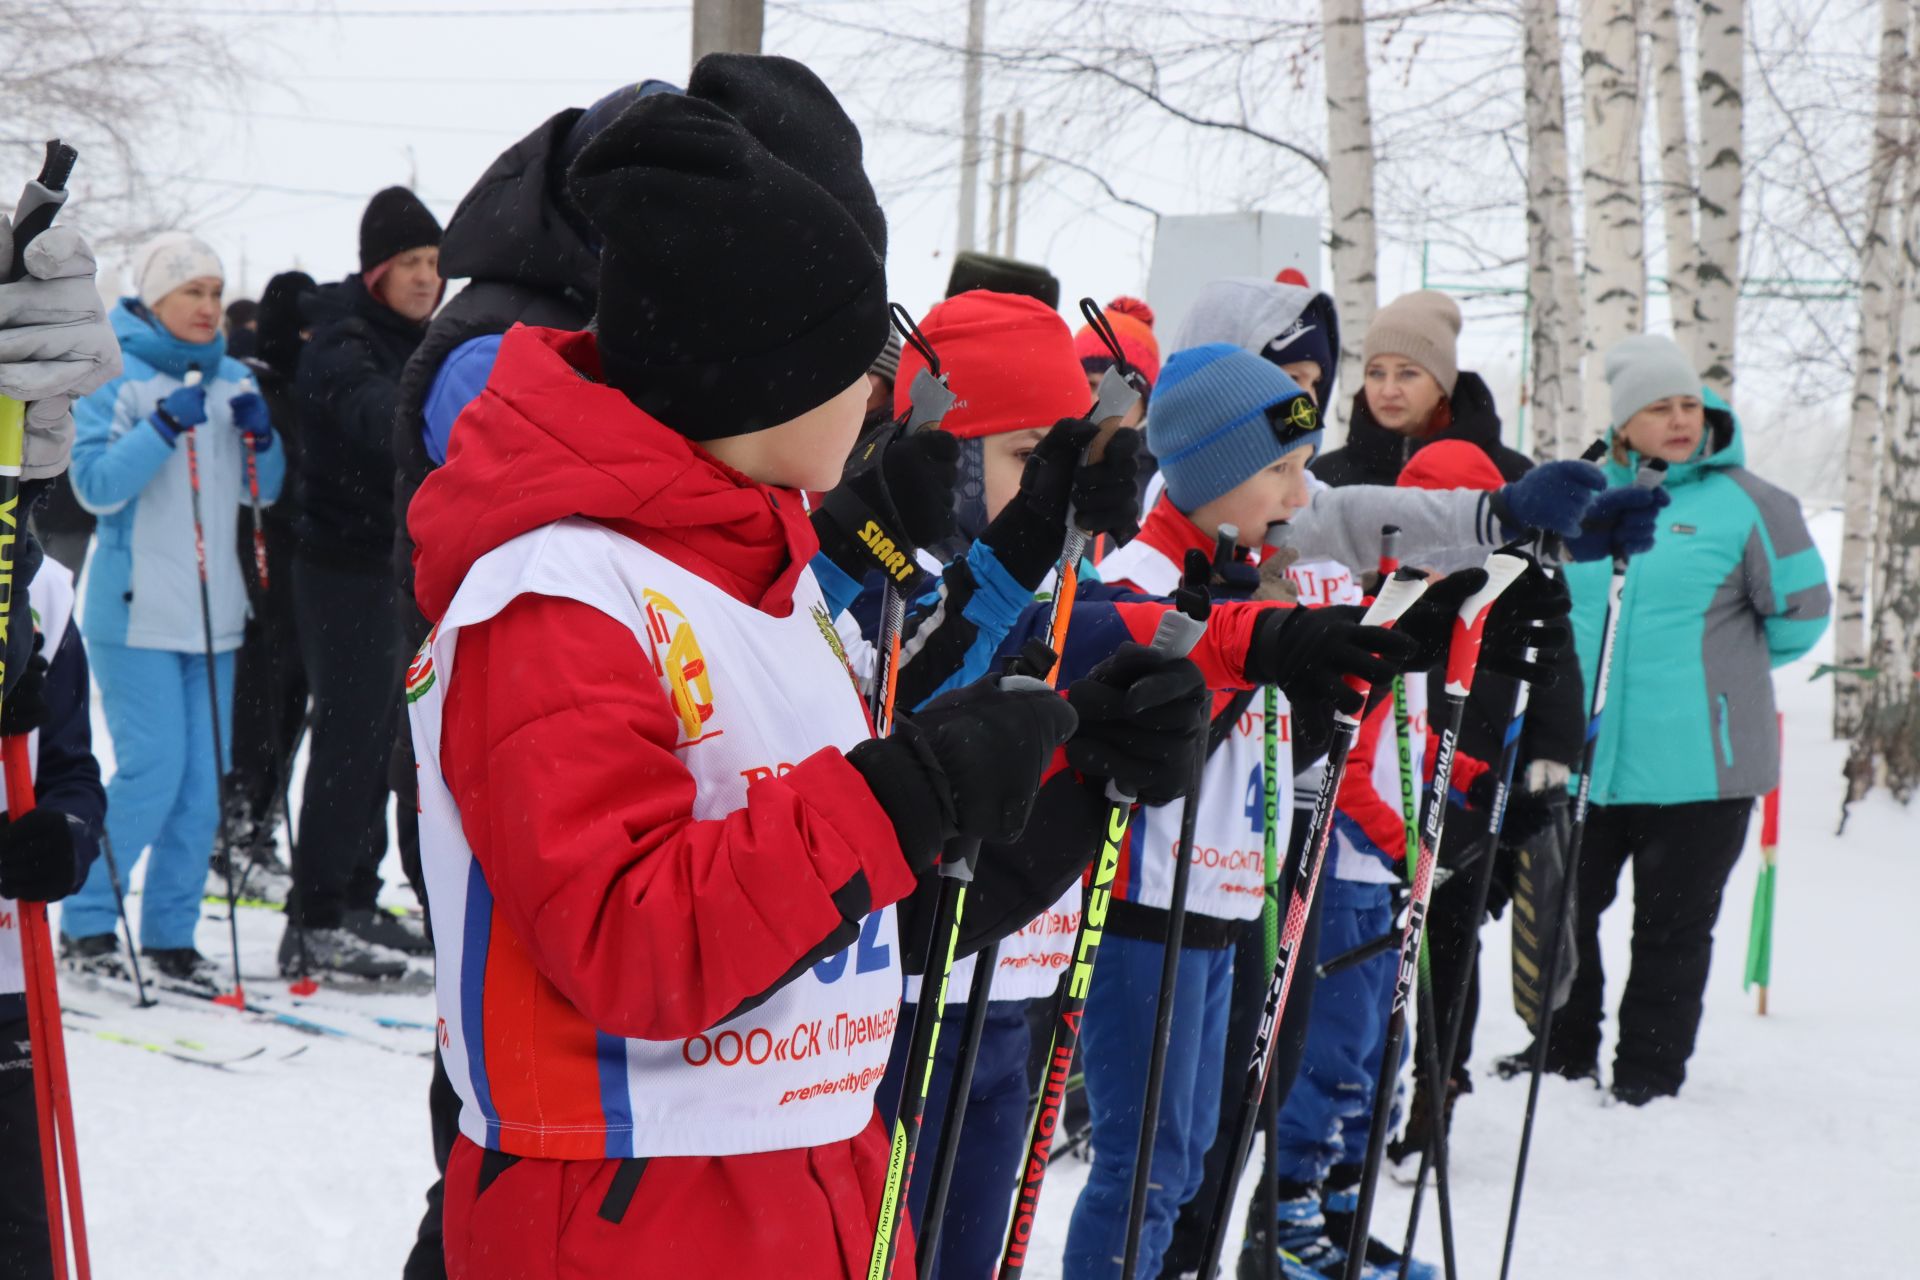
[{"left": 0, "top": 1016, "right": 51, "bottom": 1280}]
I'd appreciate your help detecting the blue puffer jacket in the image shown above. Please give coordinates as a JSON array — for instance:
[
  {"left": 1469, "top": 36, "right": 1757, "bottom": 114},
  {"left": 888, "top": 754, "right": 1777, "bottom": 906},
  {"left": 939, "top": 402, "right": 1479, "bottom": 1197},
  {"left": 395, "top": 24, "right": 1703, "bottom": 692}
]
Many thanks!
[
  {"left": 1564, "top": 389, "right": 1829, "bottom": 805},
  {"left": 71, "top": 300, "right": 285, "bottom": 653}
]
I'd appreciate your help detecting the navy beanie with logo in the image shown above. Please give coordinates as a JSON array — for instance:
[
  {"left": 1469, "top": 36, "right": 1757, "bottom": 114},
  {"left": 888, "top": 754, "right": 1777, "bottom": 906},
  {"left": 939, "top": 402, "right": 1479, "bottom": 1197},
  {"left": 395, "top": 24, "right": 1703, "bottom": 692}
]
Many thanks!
[{"left": 1149, "top": 343, "right": 1323, "bottom": 511}]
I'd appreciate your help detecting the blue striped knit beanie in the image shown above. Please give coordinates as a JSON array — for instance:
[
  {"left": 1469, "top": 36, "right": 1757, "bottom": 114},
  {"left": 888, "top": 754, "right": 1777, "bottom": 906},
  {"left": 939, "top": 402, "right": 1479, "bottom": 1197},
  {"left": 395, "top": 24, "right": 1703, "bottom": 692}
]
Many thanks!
[{"left": 1148, "top": 343, "right": 1322, "bottom": 510}]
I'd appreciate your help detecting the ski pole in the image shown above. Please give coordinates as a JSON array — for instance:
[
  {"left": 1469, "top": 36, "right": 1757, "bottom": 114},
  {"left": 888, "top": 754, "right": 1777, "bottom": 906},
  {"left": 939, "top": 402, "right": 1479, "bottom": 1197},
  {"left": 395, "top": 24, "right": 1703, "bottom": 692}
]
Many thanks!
[
  {"left": 1117, "top": 525, "right": 1236, "bottom": 1280},
  {"left": 239, "top": 376, "right": 269, "bottom": 594},
  {"left": 1342, "top": 549, "right": 1532, "bottom": 1280},
  {"left": 868, "top": 645, "right": 1058, "bottom": 1280},
  {"left": 870, "top": 305, "right": 955, "bottom": 737},
  {"left": 98, "top": 833, "right": 153, "bottom": 1008},
  {"left": 1745, "top": 713, "right": 1782, "bottom": 1015},
  {"left": 1395, "top": 663, "right": 1530, "bottom": 1278},
  {"left": 1256, "top": 543, "right": 1289, "bottom": 1280},
  {"left": 995, "top": 600, "right": 1208, "bottom": 1280},
  {"left": 3, "top": 137, "right": 87, "bottom": 1280},
  {"left": 1497, "top": 457, "right": 1667, "bottom": 1280},
  {"left": 180, "top": 365, "right": 246, "bottom": 1009},
  {"left": 1192, "top": 570, "right": 1432, "bottom": 1280},
  {"left": 1041, "top": 300, "right": 1143, "bottom": 684},
  {"left": 915, "top": 929, "right": 996, "bottom": 1277}
]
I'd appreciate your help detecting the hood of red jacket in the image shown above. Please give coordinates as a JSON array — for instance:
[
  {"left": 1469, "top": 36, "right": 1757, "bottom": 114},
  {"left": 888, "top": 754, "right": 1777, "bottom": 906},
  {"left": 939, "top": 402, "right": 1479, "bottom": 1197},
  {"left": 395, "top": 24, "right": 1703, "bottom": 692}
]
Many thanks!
[
  {"left": 409, "top": 325, "right": 817, "bottom": 623},
  {"left": 1394, "top": 438, "right": 1505, "bottom": 493}
]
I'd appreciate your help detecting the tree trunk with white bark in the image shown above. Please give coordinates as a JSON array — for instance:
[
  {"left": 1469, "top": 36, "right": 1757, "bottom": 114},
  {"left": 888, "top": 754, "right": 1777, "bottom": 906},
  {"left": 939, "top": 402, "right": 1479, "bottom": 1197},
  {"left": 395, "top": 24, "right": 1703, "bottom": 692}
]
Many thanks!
[
  {"left": 1846, "top": 67, "right": 1920, "bottom": 804},
  {"left": 1649, "top": 0, "right": 1698, "bottom": 360},
  {"left": 1580, "top": 0, "right": 1648, "bottom": 432},
  {"left": 1322, "top": 0, "right": 1377, "bottom": 445},
  {"left": 1524, "top": 0, "right": 1585, "bottom": 459},
  {"left": 1693, "top": 0, "right": 1745, "bottom": 395},
  {"left": 1834, "top": 0, "right": 1910, "bottom": 739}
]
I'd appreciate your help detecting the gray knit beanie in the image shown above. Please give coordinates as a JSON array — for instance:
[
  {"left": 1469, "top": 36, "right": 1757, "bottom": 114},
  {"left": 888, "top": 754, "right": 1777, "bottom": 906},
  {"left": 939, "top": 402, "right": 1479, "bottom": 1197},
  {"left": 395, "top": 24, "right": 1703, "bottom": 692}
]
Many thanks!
[
  {"left": 1605, "top": 334, "right": 1700, "bottom": 430},
  {"left": 1362, "top": 290, "right": 1461, "bottom": 393}
]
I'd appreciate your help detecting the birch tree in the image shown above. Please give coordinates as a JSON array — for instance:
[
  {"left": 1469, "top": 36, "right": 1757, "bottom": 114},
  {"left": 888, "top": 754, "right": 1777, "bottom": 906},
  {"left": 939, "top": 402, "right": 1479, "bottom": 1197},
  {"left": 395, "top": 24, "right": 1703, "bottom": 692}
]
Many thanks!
[
  {"left": 1580, "top": 0, "right": 1648, "bottom": 430},
  {"left": 1649, "top": 0, "right": 1698, "bottom": 360},
  {"left": 1833, "top": 0, "right": 1911, "bottom": 739},
  {"left": 1524, "top": 0, "right": 1585, "bottom": 460},
  {"left": 1322, "top": 0, "right": 1378, "bottom": 442},
  {"left": 1694, "top": 0, "right": 1746, "bottom": 394},
  {"left": 1846, "top": 40, "right": 1920, "bottom": 805}
]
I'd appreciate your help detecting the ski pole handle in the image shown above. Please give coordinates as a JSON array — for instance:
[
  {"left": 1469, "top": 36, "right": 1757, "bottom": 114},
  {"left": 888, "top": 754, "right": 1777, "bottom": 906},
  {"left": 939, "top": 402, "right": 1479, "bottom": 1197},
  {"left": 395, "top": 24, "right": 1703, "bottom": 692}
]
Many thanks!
[
  {"left": 1339, "top": 570, "right": 1431, "bottom": 718},
  {"left": 6, "top": 141, "right": 77, "bottom": 282},
  {"left": 1378, "top": 524, "right": 1402, "bottom": 576},
  {"left": 1443, "top": 547, "right": 1532, "bottom": 697}
]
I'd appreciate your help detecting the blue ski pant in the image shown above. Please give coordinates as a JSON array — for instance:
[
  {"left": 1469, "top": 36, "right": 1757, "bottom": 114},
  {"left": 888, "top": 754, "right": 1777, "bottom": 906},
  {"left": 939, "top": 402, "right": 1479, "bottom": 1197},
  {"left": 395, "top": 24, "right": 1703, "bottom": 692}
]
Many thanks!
[
  {"left": 62, "top": 641, "right": 232, "bottom": 951},
  {"left": 1063, "top": 934, "right": 1236, "bottom": 1280},
  {"left": 874, "top": 994, "right": 1032, "bottom": 1280},
  {"left": 1272, "top": 878, "right": 1400, "bottom": 1186}
]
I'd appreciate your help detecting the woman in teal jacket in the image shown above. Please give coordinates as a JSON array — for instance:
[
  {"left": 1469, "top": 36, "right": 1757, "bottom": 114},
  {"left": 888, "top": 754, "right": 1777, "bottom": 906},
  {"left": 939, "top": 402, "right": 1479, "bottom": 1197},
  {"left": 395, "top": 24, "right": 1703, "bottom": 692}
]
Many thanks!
[
  {"left": 1547, "top": 335, "right": 1829, "bottom": 1104},
  {"left": 59, "top": 232, "right": 285, "bottom": 986}
]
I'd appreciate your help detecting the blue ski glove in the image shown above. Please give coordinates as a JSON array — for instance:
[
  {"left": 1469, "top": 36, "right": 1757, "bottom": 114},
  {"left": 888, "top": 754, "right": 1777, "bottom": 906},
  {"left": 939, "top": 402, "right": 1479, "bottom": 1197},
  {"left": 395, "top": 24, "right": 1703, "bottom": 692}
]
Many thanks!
[
  {"left": 229, "top": 391, "right": 274, "bottom": 451},
  {"left": 1563, "top": 485, "right": 1672, "bottom": 562},
  {"left": 1489, "top": 460, "right": 1606, "bottom": 539},
  {"left": 149, "top": 382, "right": 208, "bottom": 445}
]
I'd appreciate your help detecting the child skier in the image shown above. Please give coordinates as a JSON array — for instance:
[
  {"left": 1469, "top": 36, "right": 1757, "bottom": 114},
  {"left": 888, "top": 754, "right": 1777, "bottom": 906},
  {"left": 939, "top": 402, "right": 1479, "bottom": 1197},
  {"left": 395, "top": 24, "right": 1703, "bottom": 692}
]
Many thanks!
[
  {"left": 405, "top": 65, "right": 1203, "bottom": 1279},
  {"left": 0, "top": 552, "right": 107, "bottom": 1280}
]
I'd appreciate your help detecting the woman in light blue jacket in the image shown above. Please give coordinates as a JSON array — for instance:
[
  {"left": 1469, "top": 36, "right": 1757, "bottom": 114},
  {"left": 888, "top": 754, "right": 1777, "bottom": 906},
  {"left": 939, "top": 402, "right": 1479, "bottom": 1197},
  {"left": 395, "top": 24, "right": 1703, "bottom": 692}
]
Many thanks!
[{"left": 59, "top": 233, "right": 284, "bottom": 986}]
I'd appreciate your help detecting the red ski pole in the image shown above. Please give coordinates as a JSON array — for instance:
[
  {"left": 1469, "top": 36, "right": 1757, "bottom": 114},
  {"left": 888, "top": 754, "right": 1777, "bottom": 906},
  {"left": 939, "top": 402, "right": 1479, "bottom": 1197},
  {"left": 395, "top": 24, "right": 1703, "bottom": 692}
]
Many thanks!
[{"left": 2, "top": 138, "right": 89, "bottom": 1280}]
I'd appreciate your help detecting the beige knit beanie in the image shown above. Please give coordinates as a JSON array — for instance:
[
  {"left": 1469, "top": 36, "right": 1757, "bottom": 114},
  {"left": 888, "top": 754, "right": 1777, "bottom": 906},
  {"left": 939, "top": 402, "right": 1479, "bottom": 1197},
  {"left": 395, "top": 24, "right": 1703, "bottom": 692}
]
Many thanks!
[{"left": 1362, "top": 290, "right": 1462, "bottom": 393}]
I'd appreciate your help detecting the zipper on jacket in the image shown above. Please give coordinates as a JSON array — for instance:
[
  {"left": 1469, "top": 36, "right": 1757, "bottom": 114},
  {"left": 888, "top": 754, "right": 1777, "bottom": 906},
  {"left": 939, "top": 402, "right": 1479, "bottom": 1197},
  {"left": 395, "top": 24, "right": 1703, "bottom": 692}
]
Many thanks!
[{"left": 1714, "top": 693, "right": 1735, "bottom": 768}]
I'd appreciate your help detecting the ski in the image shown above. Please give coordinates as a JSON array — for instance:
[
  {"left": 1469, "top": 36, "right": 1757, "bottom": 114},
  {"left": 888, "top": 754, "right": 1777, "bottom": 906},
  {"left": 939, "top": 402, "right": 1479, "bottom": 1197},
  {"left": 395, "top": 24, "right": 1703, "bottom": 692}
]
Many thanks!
[
  {"left": 60, "top": 1005, "right": 277, "bottom": 1071},
  {"left": 63, "top": 970, "right": 432, "bottom": 1058}
]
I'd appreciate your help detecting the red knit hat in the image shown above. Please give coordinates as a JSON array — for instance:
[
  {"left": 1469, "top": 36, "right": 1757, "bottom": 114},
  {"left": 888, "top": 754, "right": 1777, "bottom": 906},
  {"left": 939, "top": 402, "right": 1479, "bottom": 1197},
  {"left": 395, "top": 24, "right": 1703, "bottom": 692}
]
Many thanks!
[
  {"left": 1396, "top": 439, "right": 1505, "bottom": 492},
  {"left": 1073, "top": 295, "right": 1161, "bottom": 389},
  {"left": 894, "top": 290, "right": 1090, "bottom": 439}
]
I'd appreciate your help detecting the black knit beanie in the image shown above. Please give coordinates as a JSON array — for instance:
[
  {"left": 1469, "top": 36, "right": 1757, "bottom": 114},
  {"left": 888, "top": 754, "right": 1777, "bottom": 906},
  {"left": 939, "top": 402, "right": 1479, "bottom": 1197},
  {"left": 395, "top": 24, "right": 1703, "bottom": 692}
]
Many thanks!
[
  {"left": 946, "top": 251, "right": 1060, "bottom": 308},
  {"left": 359, "top": 186, "right": 443, "bottom": 272},
  {"left": 685, "top": 54, "right": 886, "bottom": 257},
  {"left": 567, "top": 73, "right": 888, "bottom": 442}
]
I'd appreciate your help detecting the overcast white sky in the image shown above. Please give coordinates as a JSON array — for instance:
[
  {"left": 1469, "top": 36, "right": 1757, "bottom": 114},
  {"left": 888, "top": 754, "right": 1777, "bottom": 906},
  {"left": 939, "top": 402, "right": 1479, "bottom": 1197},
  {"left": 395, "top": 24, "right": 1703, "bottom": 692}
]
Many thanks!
[{"left": 24, "top": 0, "right": 1869, "bottom": 497}]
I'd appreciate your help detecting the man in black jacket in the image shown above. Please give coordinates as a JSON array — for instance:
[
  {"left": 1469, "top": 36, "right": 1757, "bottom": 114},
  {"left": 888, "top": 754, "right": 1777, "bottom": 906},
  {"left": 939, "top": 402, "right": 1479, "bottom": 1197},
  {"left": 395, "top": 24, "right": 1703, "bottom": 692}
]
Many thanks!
[{"left": 282, "top": 187, "right": 442, "bottom": 981}]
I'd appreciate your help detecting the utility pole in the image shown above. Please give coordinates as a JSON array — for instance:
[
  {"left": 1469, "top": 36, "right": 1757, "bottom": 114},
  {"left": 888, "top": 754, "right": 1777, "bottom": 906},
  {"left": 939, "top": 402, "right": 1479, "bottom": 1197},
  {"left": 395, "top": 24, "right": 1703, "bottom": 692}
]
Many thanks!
[
  {"left": 988, "top": 113, "right": 1006, "bottom": 255},
  {"left": 1007, "top": 109, "right": 1026, "bottom": 259},
  {"left": 692, "top": 0, "right": 763, "bottom": 62},
  {"left": 956, "top": 0, "right": 988, "bottom": 254}
]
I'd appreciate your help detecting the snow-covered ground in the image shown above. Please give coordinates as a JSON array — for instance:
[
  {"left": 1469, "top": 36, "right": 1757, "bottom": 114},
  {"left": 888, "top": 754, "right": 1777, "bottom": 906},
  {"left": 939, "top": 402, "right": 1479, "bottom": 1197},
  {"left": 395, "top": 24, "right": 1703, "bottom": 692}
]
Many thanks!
[{"left": 50, "top": 509, "right": 1914, "bottom": 1276}]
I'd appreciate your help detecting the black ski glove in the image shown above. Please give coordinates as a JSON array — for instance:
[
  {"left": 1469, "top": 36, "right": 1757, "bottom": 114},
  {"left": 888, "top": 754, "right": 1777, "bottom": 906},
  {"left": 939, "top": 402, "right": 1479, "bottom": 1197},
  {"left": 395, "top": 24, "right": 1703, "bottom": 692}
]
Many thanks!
[
  {"left": 987, "top": 420, "right": 1145, "bottom": 586},
  {"left": 0, "top": 634, "right": 48, "bottom": 737},
  {"left": 1065, "top": 642, "right": 1210, "bottom": 806},
  {"left": 1477, "top": 564, "right": 1573, "bottom": 685},
  {"left": 848, "top": 673, "right": 1079, "bottom": 870},
  {"left": 812, "top": 418, "right": 962, "bottom": 587},
  {"left": 1465, "top": 770, "right": 1563, "bottom": 847},
  {"left": 0, "top": 807, "right": 83, "bottom": 903},
  {"left": 1244, "top": 604, "right": 1418, "bottom": 718}
]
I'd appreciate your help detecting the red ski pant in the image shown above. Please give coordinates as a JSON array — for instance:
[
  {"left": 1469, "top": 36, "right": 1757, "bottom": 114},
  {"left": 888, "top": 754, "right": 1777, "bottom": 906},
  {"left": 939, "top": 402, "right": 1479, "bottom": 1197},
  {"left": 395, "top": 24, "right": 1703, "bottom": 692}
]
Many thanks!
[{"left": 443, "top": 1111, "right": 914, "bottom": 1279}]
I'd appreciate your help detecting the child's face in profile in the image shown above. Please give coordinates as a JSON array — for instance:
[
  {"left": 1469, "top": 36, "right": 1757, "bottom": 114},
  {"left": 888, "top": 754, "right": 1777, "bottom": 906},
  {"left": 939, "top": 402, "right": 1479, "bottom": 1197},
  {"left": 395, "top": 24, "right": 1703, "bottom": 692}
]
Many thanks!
[
  {"left": 1189, "top": 448, "right": 1314, "bottom": 550},
  {"left": 706, "top": 377, "right": 870, "bottom": 493}
]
